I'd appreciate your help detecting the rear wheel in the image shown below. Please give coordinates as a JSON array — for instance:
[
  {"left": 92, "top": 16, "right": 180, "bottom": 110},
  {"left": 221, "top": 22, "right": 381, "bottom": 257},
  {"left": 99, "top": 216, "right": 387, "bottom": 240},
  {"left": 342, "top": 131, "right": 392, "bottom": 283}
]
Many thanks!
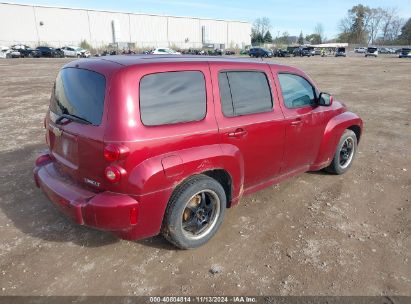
[
  {"left": 326, "top": 129, "right": 357, "bottom": 175},
  {"left": 162, "top": 175, "right": 226, "bottom": 249}
]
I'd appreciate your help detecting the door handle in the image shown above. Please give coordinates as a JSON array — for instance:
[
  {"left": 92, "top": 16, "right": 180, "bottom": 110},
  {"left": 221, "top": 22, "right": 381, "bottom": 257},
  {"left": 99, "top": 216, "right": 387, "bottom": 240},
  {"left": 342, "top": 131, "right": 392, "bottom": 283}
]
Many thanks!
[
  {"left": 291, "top": 118, "right": 302, "bottom": 126},
  {"left": 228, "top": 128, "right": 247, "bottom": 138}
]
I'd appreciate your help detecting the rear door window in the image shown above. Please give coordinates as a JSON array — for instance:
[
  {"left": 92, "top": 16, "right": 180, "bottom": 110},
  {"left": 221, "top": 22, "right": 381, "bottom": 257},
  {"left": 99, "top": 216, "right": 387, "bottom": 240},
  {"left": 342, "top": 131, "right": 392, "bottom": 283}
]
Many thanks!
[
  {"left": 50, "top": 68, "right": 106, "bottom": 125},
  {"left": 218, "top": 71, "right": 273, "bottom": 117},
  {"left": 139, "top": 71, "right": 206, "bottom": 126}
]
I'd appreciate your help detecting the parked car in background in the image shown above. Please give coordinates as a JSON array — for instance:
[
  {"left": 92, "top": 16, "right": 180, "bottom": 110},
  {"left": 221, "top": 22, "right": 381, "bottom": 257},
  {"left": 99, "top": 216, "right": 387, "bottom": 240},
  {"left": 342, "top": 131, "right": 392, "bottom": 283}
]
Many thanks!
[
  {"left": 225, "top": 50, "right": 236, "bottom": 55},
  {"left": 77, "top": 48, "right": 91, "bottom": 58},
  {"left": 0, "top": 46, "right": 20, "bottom": 58},
  {"left": 11, "top": 44, "right": 40, "bottom": 58},
  {"left": 61, "top": 46, "right": 77, "bottom": 57},
  {"left": 152, "top": 48, "right": 181, "bottom": 55},
  {"left": 249, "top": 47, "right": 273, "bottom": 58},
  {"left": 273, "top": 49, "right": 290, "bottom": 57},
  {"left": 365, "top": 47, "right": 378, "bottom": 57},
  {"left": 1, "top": 46, "right": 12, "bottom": 58},
  {"left": 54, "top": 48, "right": 65, "bottom": 58},
  {"left": 36, "top": 46, "right": 58, "bottom": 57},
  {"left": 61, "top": 46, "right": 91, "bottom": 58},
  {"left": 399, "top": 48, "right": 411, "bottom": 58},
  {"left": 378, "top": 48, "right": 391, "bottom": 54},
  {"left": 293, "top": 47, "right": 311, "bottom": 57},
  {"left": 34, "top": 55, "right": 363, "bottom": 249},
  {"left": 307, "top": 47, "right": 316, "bottom": 56},
  {"left": 211, "top": 49, "right": 223, "bottom": 56},
  {"left": 354, "top": 47, "right": 367, "bottom": 53},
  {"left": 335, "top": 47, "right": 347, "bottom": 57}
]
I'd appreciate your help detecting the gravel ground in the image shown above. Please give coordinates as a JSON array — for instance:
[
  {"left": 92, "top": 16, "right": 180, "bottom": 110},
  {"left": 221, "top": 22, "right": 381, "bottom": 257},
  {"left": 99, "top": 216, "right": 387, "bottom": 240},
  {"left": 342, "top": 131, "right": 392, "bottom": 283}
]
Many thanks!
[{"left": 0, "top": 55, "right": 410, "bottom": 296}]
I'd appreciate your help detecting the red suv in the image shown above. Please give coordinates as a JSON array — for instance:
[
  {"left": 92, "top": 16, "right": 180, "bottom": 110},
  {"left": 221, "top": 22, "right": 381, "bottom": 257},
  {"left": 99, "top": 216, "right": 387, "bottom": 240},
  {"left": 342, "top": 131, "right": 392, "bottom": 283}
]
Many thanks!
[{"left": 34, "top": 56, "right": 363, "bottom": 249}]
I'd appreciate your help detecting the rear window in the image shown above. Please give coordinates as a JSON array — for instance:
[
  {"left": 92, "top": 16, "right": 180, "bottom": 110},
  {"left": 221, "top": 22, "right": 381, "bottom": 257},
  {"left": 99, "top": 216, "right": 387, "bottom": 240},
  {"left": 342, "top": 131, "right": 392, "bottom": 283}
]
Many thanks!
[
  {"left": 50, "top": 68, "right": 106, "bottom": 125},
  {"left": 139, "top": 71, "right": 206, "bottom": 126}
]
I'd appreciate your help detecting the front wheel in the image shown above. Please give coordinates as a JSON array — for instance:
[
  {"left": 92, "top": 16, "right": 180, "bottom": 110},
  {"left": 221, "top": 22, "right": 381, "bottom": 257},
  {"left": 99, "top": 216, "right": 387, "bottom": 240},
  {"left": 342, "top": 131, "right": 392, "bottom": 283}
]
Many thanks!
[
  {"left": 162, "top": 175, "right": 226, "bottom": 249},
  {"left": 326, "top": 130, "right": 358, "bottom": 175}
]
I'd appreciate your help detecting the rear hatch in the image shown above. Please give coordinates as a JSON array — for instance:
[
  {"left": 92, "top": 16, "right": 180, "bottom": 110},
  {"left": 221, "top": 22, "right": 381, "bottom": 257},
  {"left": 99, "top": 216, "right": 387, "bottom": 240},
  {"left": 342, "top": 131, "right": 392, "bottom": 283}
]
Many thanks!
[{"left": 46, "top": 67, "right": 107, "bottom": 191}]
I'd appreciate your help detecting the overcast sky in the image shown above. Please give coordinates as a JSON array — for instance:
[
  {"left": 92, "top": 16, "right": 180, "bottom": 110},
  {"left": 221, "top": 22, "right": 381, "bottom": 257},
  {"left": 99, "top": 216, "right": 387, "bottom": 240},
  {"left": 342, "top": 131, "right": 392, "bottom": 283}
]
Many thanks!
[{"left": 7, "top": 0, "right": 411, "bottom": 38}]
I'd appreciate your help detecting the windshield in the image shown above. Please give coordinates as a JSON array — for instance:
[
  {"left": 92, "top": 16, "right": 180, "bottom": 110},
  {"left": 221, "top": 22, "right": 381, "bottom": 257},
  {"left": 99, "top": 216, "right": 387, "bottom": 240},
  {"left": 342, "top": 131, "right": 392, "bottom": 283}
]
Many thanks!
[{"left": 50, "top": 68, "right": 106, "bottom": 125}]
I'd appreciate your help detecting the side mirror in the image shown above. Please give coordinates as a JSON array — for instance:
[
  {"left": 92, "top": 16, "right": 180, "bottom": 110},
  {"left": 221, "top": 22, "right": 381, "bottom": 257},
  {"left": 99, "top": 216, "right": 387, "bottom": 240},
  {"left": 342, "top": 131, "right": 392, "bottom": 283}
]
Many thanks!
[{"left": 318, "top": 92, "right": 333, "bottom": 106}]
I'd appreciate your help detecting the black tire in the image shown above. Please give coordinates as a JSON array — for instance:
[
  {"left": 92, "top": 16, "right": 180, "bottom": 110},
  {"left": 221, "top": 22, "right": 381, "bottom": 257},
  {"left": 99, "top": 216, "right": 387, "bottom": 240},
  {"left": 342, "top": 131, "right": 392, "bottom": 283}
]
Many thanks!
[
  {"left": 326, "top": 129, "right": 358, "bottom": 175},
  {"left": 162, "top": 174, "right": 226, "bottom": 249}
]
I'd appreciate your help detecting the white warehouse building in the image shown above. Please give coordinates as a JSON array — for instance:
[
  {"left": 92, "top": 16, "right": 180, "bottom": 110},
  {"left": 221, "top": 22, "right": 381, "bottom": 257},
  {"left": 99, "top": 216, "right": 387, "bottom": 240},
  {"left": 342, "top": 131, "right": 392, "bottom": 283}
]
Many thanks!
[{"left": 0, "top": 2, "right": 252, "bottom": 49}]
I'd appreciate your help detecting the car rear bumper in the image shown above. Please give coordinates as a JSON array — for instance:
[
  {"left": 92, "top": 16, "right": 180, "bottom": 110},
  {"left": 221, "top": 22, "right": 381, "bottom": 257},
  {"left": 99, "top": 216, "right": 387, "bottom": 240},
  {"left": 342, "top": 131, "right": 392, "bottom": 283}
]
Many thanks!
[{"left": 33, "top": 155, "right": 139, "bottom": 233}]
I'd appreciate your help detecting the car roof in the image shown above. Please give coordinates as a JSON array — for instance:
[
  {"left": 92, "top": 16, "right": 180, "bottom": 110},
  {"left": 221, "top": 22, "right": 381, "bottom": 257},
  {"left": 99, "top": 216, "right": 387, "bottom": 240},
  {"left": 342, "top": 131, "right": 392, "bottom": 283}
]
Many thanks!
[
  {"left": 63, "top": 55, "right": 301, "bottom": 79},
  {"left": 84, "top": 55, "right": 278, "bottom": 66}
]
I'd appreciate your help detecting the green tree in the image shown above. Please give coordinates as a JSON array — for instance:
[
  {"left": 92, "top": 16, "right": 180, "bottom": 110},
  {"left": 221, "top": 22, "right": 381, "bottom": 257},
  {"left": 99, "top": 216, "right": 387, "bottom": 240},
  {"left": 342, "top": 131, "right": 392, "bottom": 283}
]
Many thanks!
[
  {"left": 251, "top": 31, "right": 264, "bottom": 45},
  {"left": 80, "top": 39, "right": 92, "bottom": 50},
  {"left": 279, "top": 31, "right": 290, "bottom": 45},
  {"left": 298, "top": 31, "right": 304, "bottom": 45},
  {"left": 314, "top": 23, "right": 324, "bottom": 43},
  {"left": 305, "top": 34, "right": 322, "bottom": 44},
  {"left": 399, "top": 18, "right": 411, "bottom": 44},
  {"left": 264, "top": 30, "right": 273, "bottom": 43},
  {"left": 251, "top": 17, "right": 271, "bottom": 45},
  {"left": 350, "top": 5, "right": 371, "bottom": 43}
]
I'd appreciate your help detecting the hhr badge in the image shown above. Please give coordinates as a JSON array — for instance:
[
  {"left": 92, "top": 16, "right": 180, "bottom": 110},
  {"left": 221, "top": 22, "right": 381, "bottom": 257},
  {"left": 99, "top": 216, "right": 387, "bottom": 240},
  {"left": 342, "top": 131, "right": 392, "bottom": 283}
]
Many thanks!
[{"left": 84, "top": 178, "right": 100, "bottom": 187}]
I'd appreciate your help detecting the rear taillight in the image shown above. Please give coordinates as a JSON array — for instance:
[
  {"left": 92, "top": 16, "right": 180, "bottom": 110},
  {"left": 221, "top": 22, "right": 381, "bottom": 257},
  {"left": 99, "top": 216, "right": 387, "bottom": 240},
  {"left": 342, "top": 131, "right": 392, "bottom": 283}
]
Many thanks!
[
  {"left": 104, "top": 145, "right": 129, "bottom": 183},
  {"left": 104, "top": 145, "right": 120, "bottom": 162},
  {"left": 104, "top": 144, "right": 129, "bottom": 162},
  {"left": 104, "top": 166, "right": 122, "bottom": 183}
]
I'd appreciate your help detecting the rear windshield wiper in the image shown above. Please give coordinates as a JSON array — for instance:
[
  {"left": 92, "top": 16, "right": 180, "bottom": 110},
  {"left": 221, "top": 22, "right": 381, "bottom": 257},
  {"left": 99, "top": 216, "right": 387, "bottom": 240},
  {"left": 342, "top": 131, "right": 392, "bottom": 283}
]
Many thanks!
[{"left": 55, "top": 114, "right": 92, "bottom": 125}]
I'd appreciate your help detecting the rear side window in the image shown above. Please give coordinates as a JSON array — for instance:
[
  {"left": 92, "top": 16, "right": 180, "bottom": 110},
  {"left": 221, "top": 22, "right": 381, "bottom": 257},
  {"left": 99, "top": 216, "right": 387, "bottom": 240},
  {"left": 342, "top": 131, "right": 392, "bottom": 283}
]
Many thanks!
[
  {"left": 50, "top": 68, "right": 106, "bottom": 125},
  {"left": 140, "top": 71, "right": 206, "bottom": 126},
  {"left": 218, "top": 71, "right": 272, "bottom": 117},
  {"left": 278, "top": 73, "right": 316, "bottom": 108}
]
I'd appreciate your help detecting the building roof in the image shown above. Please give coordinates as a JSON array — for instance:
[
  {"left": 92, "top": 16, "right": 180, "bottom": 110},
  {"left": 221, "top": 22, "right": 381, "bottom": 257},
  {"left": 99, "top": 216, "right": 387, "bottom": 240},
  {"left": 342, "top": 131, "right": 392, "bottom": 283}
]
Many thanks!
[{"left": 0, "top": 1, "right": 250, "bottom": 24}]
